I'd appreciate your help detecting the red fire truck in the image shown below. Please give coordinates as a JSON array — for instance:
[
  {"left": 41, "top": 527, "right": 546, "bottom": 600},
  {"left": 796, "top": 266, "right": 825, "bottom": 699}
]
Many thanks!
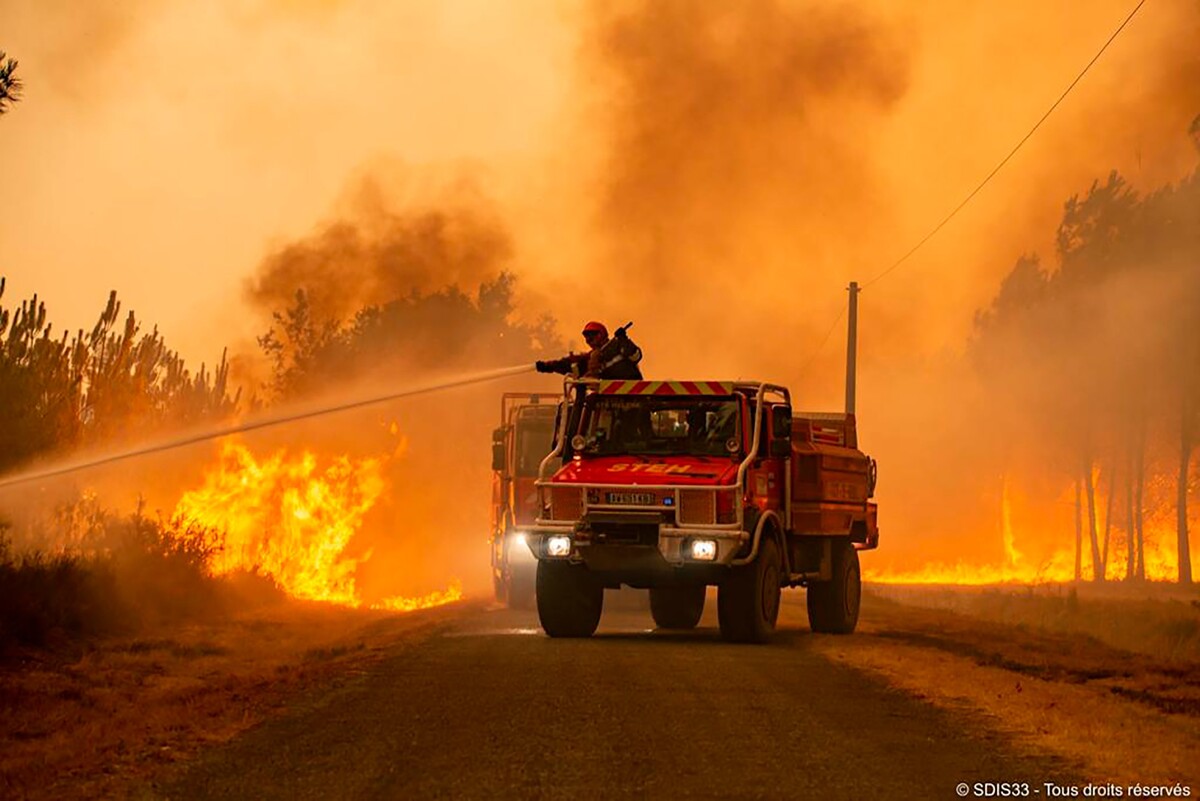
[
  {"left": 526, "top": 379, "right": 878, "bottom": 642},
  {"left": 490, "top": 393, "right": 560, "bottom": 607}
]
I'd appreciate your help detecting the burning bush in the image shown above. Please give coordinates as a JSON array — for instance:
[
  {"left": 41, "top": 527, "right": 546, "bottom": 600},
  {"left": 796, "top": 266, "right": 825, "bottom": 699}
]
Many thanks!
[{"left": 171, "top": 441, "right": 463, "bottom": 611}]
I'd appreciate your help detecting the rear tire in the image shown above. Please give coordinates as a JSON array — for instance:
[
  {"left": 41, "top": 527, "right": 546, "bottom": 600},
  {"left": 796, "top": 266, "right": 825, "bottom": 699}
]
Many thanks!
[
  {"left": 536, "top": 561, "right": 603, "bottom": 638},
  {"left": 718, "top": 536, "right": 782, "bottom": 643},
  {"left": 807, "top": 539, "right": 861, "bottom": 634},
  {"left": 649, "top": 584, "right": 706, "bottom": 629}
]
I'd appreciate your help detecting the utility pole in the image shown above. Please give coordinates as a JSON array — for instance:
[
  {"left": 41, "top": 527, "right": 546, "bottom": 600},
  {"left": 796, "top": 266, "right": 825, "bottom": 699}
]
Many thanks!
[{"left": 845, "top": 281, "right": 859, "bottom": 415}]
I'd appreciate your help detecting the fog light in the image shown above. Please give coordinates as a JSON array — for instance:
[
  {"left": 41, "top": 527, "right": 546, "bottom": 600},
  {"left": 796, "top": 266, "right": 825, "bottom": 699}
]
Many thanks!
[
  {"left": 546, "top": 535, "right": 572, "bottom": 558},
  {"left": 511, "top": 532, "right": 526, "bottom": 547},
  {"left": 690, "top": 539, "right": 718, "bottom": 561}
]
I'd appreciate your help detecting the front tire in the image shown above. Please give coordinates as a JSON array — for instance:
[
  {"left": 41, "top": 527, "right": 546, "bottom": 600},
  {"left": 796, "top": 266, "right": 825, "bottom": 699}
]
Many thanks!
[
  {"left": 649, "top": 584, "right": 706, "bottom": 629},
  {"left": 536, "top": 561, "right": 603, "bottom": 638},
  {"left": 718, "top": 536, "right": 782, "bottom": 643},
  {"left": 807, "top": 539, "right": 861, "bottom": 634}
]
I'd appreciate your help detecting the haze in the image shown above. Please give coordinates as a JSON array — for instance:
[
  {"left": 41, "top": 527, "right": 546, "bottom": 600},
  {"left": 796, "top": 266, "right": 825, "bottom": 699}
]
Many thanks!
[{"left": 2, "top": 0, "right": 1198, "bottom": 581}]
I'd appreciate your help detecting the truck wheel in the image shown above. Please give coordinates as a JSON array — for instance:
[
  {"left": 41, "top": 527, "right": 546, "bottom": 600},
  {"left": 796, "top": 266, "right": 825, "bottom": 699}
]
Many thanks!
[
  {"left": 536, "top": 561, "right": 603, "bottom": 638},
  {"left": 649, "top": 584, "right": 705, "bottom": 629},
  {"left": 806, "top": 539, "right": 861, "bottom": 634},
  {"left": 717, "top": 536, "right": 782, "bottom": 644}
]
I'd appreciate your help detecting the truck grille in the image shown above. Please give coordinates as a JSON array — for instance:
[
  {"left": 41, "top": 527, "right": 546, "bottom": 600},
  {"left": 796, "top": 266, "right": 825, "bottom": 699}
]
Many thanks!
[
  {"left": 678, "top": 489, "right": 715, "bottom": 525},
  {"left": 549, "top": 487, "right": 582, "bottom": 521}
]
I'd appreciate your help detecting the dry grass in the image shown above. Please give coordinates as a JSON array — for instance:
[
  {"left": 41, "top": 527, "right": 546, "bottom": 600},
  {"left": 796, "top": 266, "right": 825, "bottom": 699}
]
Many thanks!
[
  {"left": 0, "top": 600, "right": 470, "bottom": 800},
  {"left": 812, "top": 590, "right": 1200, "bottom": 787},
  {"left": 868, "top": 582, "right": 1200, "bottom": 662}
]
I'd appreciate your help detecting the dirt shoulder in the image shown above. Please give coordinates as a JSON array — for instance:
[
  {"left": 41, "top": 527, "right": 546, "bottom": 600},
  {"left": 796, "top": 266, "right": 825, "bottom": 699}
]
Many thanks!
[
  {"left": 817, "top": 590, "right": 1200, "bottom": 789},
  {"left": 0, "top": 600, "right": 474, "bottom": 800}
]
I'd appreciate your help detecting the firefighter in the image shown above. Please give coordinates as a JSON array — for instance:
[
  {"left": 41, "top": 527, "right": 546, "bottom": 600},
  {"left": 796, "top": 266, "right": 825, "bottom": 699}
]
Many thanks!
[{"left": 535, "top": 321, "right": 643, "bottom": 380}]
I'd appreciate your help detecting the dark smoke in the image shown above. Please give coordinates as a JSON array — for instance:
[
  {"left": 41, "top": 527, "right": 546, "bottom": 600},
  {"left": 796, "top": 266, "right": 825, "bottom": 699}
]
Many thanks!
[
  {"left": 585, "top": 0, "right": 909, "bottom": 306},
  {"left": 247, "top": 171, "right": 516, "bottom": 326}
]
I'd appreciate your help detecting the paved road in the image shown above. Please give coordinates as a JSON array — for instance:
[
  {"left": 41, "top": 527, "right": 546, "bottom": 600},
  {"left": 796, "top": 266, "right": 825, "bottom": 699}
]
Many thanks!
[{"left": 148, "top": 593, "right": 1074, "bottom": 799}]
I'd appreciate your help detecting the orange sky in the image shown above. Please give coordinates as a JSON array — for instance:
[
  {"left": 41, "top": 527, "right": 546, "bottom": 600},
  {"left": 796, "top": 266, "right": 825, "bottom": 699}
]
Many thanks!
[{"left": 1, "top": 0, "right": 1195, "bottom": 389}]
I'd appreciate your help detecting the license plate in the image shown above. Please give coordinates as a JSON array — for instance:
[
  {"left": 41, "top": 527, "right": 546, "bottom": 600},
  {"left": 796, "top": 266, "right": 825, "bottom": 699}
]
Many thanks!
[{"left": 605, "top": 492, "right": 656, "bottom": 505}]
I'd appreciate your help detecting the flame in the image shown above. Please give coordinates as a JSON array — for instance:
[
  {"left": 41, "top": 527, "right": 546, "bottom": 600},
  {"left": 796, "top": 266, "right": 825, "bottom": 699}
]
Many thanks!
[
  {"left": 172, "top": 441, "right": 461, "bottom": 611},
  {"left": 864, "top": 532, "right": 1181, "bottom": 585},
  {"left": 374, "top": 580, "right": 464, "bottom": 611},
  {"left": 865, "top": 470, "right": 1189, "bottom": 586},
  {"left": 1000, "top": 474, "right": 1021, "bottom": 569}
]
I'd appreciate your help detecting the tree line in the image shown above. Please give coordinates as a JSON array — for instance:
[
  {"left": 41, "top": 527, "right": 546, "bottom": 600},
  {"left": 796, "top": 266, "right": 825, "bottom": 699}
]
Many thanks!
[
  {"left": 973, "top": 153, "right": 1199, "bottom": 584},
  {"left": 0, "top": 281, "right": 239, "bottom": 475},
  {"left": 0, "top": 271, "right": 556, "bottom": 476},
  {"left": 256, "top": 271, "right": 559, "bottom": 403}
]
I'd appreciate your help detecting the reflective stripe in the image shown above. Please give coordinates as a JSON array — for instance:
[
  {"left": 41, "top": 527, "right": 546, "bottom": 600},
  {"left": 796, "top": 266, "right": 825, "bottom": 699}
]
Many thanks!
[{"left": 598, "top": 380, "right": 735, "bottom": 396}]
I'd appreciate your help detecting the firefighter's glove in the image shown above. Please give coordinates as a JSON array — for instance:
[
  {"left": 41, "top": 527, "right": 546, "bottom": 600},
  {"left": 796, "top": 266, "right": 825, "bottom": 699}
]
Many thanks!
[{"left": 535, "top": 360, "right": 552, "bottom": 373}]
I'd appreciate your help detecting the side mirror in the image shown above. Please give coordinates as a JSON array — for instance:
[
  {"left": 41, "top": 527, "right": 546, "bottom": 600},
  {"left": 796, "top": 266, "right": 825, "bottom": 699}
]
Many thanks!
[
  {"left": 772, "top": 405, "right": 793, "bottom": 438},
  {"left": 491, "top": 442, "right": 506, "bottom": 472},
  {"left": 492, "top": 427, "right": 505, "bottom": 443}
]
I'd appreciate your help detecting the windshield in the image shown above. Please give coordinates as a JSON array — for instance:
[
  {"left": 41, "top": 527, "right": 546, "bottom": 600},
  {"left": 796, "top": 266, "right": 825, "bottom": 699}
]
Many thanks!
[
  {"left": 578, "top": 396, "right": 740, "bottom": 457},
  {"left": 515, "top": 412, "right": 557, "bottom": 476}
]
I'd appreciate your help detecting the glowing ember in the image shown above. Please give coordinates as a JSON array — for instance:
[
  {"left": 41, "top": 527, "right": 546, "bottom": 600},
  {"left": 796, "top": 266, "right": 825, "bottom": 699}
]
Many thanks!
[{"left": 173, "top": 441, "right": 461, "bottom": 611}]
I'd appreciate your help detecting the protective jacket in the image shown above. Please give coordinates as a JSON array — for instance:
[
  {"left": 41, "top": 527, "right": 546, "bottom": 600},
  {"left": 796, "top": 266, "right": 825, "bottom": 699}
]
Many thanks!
[{"left": 537, "top": 330, "right": 643, "bottom": 380}]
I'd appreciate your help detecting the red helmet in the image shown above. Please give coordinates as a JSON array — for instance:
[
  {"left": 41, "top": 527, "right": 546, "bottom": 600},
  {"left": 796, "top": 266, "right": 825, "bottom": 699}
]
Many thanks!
[{"left": 581, "top": 321, "right": 608, "bottom": 339}]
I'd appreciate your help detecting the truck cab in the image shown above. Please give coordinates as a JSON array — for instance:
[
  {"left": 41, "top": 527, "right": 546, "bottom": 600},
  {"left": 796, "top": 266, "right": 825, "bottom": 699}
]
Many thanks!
[
  {"left": 526, "top": 378, "right": 878, "bottom": 641},
  {"left": 490, "top": 393, "right": 560, "bottom": 607}
]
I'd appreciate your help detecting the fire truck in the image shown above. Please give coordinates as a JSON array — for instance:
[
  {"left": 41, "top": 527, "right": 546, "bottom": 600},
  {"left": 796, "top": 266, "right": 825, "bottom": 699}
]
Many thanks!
[
  {"left": 524, "top": 378, "right": 878, "bottom": 642},
  {"left": 490, "top": 393, "right": 560, "bottom": 607}
]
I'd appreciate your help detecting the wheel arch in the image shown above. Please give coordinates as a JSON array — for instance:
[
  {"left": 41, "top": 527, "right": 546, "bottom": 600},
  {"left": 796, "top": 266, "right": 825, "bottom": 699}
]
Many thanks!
[{"left": 749, "top": 510, "right": 789, "bottom": 575}]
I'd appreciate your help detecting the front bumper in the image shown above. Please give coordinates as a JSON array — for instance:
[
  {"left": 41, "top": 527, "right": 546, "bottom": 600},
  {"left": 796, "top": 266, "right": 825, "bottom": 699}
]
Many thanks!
[{"left": 527, "top": 522, "right": 749, "bottom": 568}]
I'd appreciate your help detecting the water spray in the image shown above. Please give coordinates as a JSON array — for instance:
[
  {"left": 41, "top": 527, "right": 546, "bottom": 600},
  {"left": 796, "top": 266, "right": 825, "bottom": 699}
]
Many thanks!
[{"left": 0, "top": 363, "right": 535, "bottom": 490}]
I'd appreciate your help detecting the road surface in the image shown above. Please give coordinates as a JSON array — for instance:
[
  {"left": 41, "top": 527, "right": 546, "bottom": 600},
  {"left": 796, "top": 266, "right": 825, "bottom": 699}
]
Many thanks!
[{"left": 145, "top": 593, "right": 1075, "bottom": 799}]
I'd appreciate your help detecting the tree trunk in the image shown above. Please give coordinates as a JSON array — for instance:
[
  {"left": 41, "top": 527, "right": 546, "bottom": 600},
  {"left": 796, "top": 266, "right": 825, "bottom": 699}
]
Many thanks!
[
  {"left": 1084, "top": 457, "right": 1102, "bottom": 581},
  {"left": 1074, "top": 476, "right": 1083, "bottom": 582},
  {"left": 1101, "top": 460, "right": 1114, "bottom": 581},
  {"left": 1126, "top": 436, "right": 1136, "bottom": 582},
  {"left": 1135, "top": 418, "right": 1146, "bottom": 581},
  {"left": 1180, "top": 392, "right": 1194, "bottom": 585}
]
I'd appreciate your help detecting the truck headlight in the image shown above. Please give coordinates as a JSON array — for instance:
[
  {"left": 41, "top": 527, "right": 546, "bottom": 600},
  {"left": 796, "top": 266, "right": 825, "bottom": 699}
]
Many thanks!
[
  {"left": 511, "top": 532, "right": 526, "bottom": 547},
  {"left": 546, "top": 535, "right": 572, "bottom": 558},
  {"left": 689, "top": 538, "right": 718, "bottom": 561}
]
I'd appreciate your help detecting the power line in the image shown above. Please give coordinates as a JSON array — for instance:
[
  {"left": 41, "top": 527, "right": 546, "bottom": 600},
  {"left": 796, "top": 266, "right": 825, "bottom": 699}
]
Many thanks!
[
  {"left": 798, "top": 303, "right": 846, "bottom": 375},
  {"left": 861, "top": 0, "right": 1148, "bottom": 289}
]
